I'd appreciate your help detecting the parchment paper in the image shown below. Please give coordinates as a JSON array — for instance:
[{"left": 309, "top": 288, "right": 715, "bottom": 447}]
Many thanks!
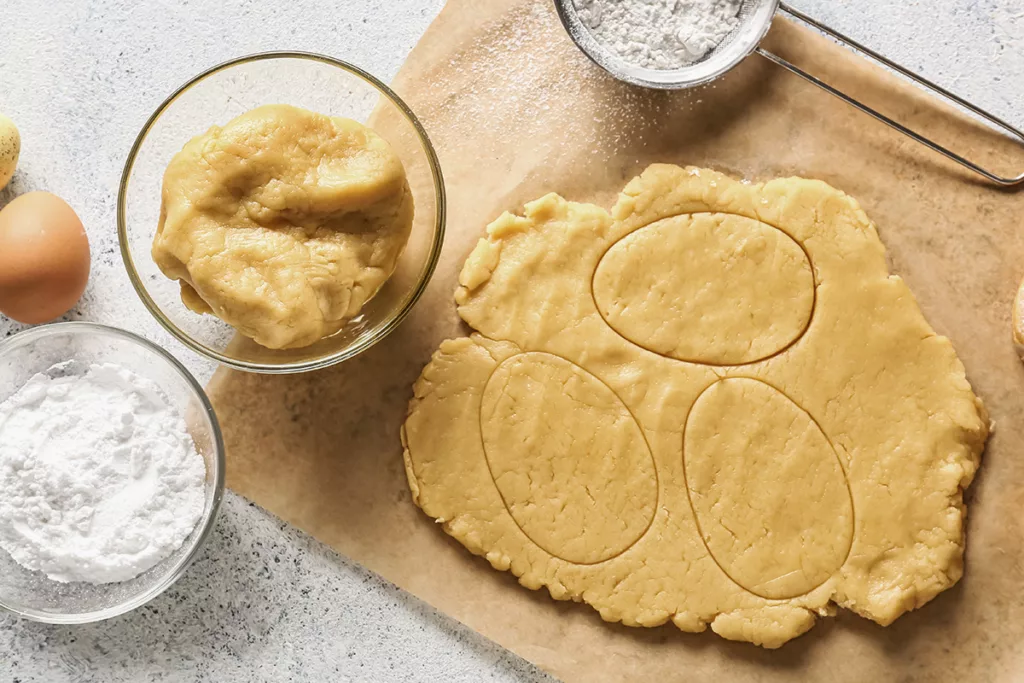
[{"left": 206, "top": 2, "right": 1024, "bottom": 680}]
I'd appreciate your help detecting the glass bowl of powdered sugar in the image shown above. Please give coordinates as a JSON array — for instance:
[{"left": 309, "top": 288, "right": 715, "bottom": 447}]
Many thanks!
[{"left": 0, "top": 322, "right": 224, "bottom": 623}]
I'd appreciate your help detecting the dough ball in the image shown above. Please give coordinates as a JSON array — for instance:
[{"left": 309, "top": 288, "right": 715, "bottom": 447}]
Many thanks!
[{"left": 153, "top": 104, "right": 413, "bottom": 349}]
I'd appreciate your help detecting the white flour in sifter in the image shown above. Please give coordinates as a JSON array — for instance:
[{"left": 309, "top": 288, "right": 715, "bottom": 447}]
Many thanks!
[
  {"left": 573, "top": 0, "right": 743, "bottom": 70},
  {"left": 0, "top": 362, "right": 206, "bottom": 584}
]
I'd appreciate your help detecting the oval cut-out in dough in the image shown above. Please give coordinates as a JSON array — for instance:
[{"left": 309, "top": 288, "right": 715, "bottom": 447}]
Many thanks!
[
  {"left": 480, "top": 352, "right": 658, "bottom": 565},
  {"left": 593, "top": 213, "right": 814, "bottom": 365},
  {"left": 684, "top": 378, "right": 853, "bottom": 599}
]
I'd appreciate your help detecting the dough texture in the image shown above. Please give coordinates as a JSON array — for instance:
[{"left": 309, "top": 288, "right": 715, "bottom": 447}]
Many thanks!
[
  {"left": 153, "top": 104, "right": 413, "bottom": 349},
  {"left": 1014, "top": 276, "right": 1024, "bottom": 360},
  {"left": 402, "top": 165, "right": 988, "bottom": 648}
]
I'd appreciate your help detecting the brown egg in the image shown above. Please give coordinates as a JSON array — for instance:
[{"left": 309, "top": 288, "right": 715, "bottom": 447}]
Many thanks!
[{"left": 0, "top": 192, "right": 90, "bottom": 324}]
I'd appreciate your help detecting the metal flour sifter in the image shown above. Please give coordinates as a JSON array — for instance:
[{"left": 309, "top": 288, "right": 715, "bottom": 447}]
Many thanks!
[{"left": 555, "top": 0, "right": 1024, "bottom": 186}]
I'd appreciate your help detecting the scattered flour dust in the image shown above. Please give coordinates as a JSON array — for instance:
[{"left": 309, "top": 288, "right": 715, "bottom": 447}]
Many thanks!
[
  {"left": 430, "top": 1, "right": 725, "bottom": 169},
  {"left": 573, "top": 0, "right": 743, "bottom": 70},
  {"left": 0, "top": 362, "right": 207, "bottom": 584},
  {"left": 434, "top": 2, "right": 681, "bottom": 161}
]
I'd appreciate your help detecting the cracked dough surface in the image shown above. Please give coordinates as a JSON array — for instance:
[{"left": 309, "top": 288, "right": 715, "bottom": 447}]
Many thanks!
[
  {"left": 1013, "top": 276, "right": 1024, "bottom": 359},
  {"left": 153, "top": 104, "right": 413, "bottom": 349},
  {"left": 401, "top": 164, "right": 988, "bottom": 648}
]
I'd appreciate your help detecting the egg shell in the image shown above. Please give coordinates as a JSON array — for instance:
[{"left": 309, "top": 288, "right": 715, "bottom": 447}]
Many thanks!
[
  {"left": 0, "top": 113, "right": 19, "bottom": 191},
  {"left": 0, "top": 191, "right": 91, "bottom": 324}
]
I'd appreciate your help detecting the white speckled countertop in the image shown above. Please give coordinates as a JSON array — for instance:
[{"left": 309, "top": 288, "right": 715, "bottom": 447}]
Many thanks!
[{"left": 0, "top": 1, "right": 1021, "bottom": 681}]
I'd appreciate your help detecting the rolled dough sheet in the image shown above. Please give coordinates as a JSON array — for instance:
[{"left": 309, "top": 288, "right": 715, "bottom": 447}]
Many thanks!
[{"left": 402, "top": 164, "right": 989, "bottom": 648}]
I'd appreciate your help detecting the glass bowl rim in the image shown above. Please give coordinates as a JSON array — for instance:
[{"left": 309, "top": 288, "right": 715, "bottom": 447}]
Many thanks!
[
  {"left": 117, "top": 50, "right": 447, "bottom": 374},
  {"left": 0, "top": 321, "right": 226, "bottom": 624}
]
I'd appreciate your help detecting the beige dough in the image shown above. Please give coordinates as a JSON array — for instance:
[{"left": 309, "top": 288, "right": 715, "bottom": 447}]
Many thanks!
[
  {"left": 153, "top": 104, "right": 413, "bottom": 349},
  {"left": 402, "top": 164, "right": 989, "bottom": 648},
  {"left": 1014, "top": 276, "right": 1024, "bottom": 359}
]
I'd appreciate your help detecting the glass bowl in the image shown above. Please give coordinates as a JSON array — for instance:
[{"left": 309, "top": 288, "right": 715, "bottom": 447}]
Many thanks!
[
  {"left": 0, "top": 322, "right": 224, "bottom": 624},
  {"left": 118, "top": 51, "right": 446, "bottom": 373}
]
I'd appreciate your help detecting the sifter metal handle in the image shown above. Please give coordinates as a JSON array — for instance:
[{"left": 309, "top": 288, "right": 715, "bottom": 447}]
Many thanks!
[{"left": 757, "top": 2, "right": 1024, "bottom": 187}]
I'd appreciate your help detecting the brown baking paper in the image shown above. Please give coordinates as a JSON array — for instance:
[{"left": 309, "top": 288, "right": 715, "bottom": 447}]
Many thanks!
[{"left": 206, "top": 2, "right": 1024, "bottom": 680}]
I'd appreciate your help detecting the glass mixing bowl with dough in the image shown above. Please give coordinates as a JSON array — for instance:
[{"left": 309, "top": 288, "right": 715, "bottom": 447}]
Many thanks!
[
  {"left": 152, "top": 104, "right": 414, "bottom": 351},
  {"left": 119, "top": 53, "right": 445, "bottom": 373}
]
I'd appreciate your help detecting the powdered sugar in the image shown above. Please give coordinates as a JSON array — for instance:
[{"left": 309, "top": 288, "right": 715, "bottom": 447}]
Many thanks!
[
  {"left": 573, "top": 0, "right": 743, "bottom": 70},
  {"left": 0, "top": 362, "right": 206, "bottom": 584}
]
